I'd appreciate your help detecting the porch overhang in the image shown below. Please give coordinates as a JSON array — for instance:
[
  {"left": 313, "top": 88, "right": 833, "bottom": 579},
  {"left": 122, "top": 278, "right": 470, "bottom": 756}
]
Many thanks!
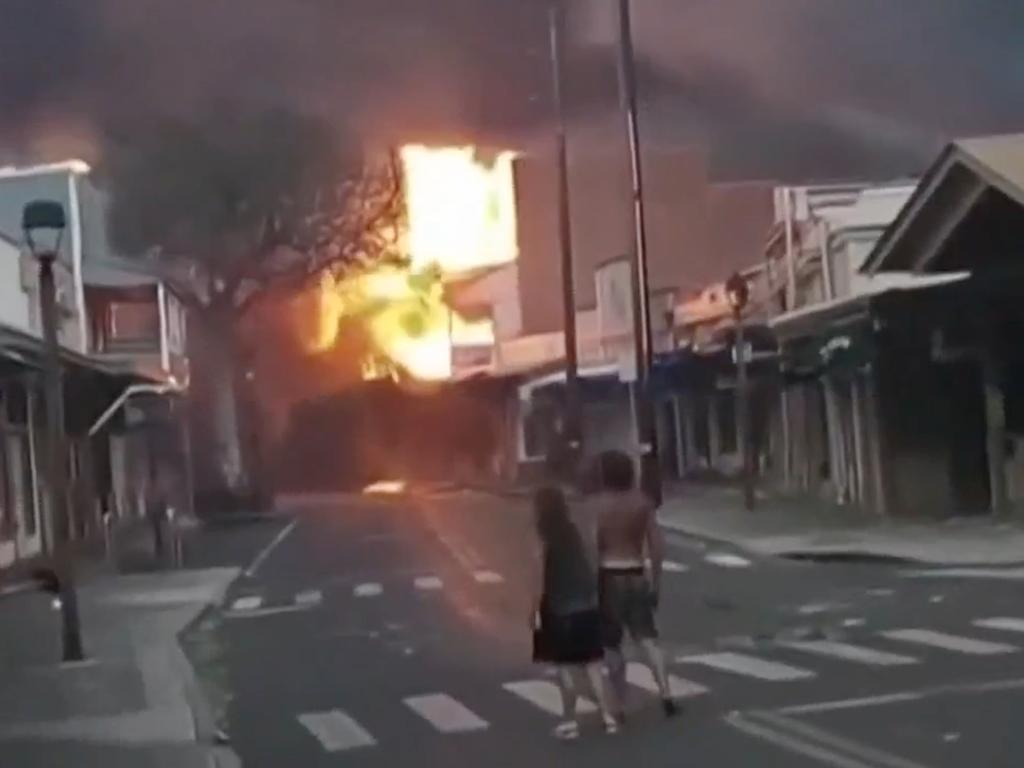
[{"left": 862, "top": 134, "right": 1024, "bottom": 275}]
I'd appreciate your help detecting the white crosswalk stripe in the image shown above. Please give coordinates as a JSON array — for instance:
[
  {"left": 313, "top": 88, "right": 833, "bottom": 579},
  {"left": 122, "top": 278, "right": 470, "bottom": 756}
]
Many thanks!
[
  {"left": 973, "top": 617, "right": 1024, "bottom": 634},
  {"left": 353, "top": 583, "right": 382, "bottom": 598},
  {"left": 230, "top": 595, "right": 263, "bottom": 612},
  {"left": 295, "top": 590, "right": 322, "bottom": 607},
  {"left": 704, "top": 552, "right": 752, "bottom": 568},
  {"left": 415, "top": 576, "right": 444, "bottom": 591},
  {"left": 680, "top": 652, "right": 815, "bottom": 681},
  {"left": 503, "top": 680, "right": 596, "bottom": 716},
  {"left": 626, "top": 661, "right": 708, "bottom": 698},
  {"left": 663, "top": 560, "right": 689, "bottom": 573},
  {"left": 779, "top": 640, "right": 918, "bottom": 667},
  {"left": 473, "top": 570, "right": 504, "bottom": 584},
  {"left": 404, "top": 694, "right": 489, "bottom": 733},
  {"left": 297, "top": 710, "right": 376, "bottom": 751},
  {"left": 881, "top": 628, "right": 1018, "bottom": 655}
]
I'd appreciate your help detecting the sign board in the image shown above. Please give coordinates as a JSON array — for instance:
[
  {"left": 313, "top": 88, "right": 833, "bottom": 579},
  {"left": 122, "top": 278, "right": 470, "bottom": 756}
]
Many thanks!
[{"left": 595, "top": 258, "right": 633, "bottom": 341}]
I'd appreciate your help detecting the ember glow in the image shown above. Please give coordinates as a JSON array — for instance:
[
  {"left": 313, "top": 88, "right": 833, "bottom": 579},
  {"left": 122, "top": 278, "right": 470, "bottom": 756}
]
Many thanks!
[{"left": 304, "top": 144, "right": 515, "bottom": 380}]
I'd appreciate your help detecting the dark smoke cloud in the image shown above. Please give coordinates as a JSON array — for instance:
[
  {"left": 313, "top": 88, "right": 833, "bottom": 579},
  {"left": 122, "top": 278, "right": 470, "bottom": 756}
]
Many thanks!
[{"left": 1, "top": 0, "right": 1023, "bottom": 181}]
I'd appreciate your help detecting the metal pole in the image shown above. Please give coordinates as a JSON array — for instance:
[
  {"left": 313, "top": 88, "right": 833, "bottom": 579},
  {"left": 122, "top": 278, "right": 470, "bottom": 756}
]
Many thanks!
[
  {"left": 734, "top": 309, "right": 755, "bottom": 510},
  {"left": 38, "top": 253, "right": 85, "bottom": 661},
  {"left": 616, "top": 0, "right": 661, "bottom": 503},
  {"left": 549, "top": 4, "right": 582, "bottom": 457}
]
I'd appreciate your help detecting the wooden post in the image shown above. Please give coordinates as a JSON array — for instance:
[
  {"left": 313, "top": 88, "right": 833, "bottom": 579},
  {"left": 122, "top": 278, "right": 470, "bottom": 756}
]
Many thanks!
[{"left": 983, "top": 354, "right": 1009, "bottom": 515}]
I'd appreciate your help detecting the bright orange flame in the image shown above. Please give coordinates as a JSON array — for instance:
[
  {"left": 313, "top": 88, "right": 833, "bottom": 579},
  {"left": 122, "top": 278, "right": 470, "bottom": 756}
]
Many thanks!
[
  {"left": 401, "top": 145, "right": 518, "bottom": 272},
  {"left": 303, "top": 145, "right": 514, "bottom": 379}
]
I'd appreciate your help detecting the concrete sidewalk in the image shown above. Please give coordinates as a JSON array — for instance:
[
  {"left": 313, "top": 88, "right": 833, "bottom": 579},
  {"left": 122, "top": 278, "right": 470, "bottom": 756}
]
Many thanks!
[
  {"left": 659, "top": 484, "right": 1024, "bottom": 565},
  {"left": 0, "top": 567, "right": 240, "bottom": 767}
]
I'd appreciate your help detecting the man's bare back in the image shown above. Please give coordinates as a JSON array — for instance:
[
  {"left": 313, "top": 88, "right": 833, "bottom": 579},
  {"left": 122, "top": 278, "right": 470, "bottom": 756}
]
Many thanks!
[{"left": 593, "top": 489, "right": 656, "bottom": 566}]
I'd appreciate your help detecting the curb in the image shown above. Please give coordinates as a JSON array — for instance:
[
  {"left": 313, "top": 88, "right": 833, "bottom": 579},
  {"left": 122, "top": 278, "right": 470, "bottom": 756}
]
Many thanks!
[{"left": 177, "top": 581, "right": 241, "bottom": 767}]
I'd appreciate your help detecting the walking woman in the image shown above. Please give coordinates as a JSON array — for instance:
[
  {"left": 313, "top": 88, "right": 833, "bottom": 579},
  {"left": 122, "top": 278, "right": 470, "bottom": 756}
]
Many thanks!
[{"left": 531, "top": 486, "right": 618, "bottom": 739}]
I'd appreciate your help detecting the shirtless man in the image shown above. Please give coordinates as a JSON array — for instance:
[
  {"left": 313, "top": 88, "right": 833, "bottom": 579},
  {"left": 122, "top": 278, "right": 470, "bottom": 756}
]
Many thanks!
[{"left": 592, "top": 450, "right": 676, "bottom": 717}]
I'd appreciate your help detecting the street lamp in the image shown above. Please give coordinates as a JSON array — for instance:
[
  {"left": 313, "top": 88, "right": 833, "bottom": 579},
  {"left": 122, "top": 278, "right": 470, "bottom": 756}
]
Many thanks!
[
  {"left": 22, "top": 200, "right": 85, "bottom": 661},
  {"left": 725, "top": 272, "right": 755, "bottom": 511}
]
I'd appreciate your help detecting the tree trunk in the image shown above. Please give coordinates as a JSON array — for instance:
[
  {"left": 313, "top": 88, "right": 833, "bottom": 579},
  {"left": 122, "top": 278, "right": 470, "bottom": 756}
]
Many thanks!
[{"left": 189, "top": 309, "right": 249, "bottom": 502}]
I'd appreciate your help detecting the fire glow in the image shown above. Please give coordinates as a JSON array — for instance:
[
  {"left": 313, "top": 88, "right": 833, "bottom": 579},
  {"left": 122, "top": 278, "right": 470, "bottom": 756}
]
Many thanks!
[{"left": 305, "top": 144, "right": 517, "bottom": 381}]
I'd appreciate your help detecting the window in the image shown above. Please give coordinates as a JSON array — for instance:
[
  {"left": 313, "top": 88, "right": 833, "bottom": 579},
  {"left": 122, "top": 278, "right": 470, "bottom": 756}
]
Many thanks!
[{"left": 108, "top": 301, "right": 160, "bottom": 344}]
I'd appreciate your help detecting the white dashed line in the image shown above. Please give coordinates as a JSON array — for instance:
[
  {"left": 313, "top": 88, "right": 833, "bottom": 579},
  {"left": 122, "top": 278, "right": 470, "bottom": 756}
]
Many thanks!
[
  {"left": 704, "top": 552, "right": 752, "bottom": 569},
  {"left": 881, "top": 629, "right": 1018, "bottom": 655},
  {"left": 404, "top": 694, "right": 489, "bottom": 733},
  {"left": 230, "top": 596, "right": 263, "bottom": 612},
  {"left": 973, "top": 617, "right": 1024, "bottom": 634},
  {"left": 297, "top": 710, "right": 376, "bottom": 751},
  {"left": 626, "top": 662, "right": 707, "bottom": 698},
  {"left": 503, "top": 680, "right": 596, "bottom": 716},
  {"left": 353, "top": 583, "right": 383, "bottom": 598},
  {"left": 680, "top": 652, "right": 815, "bottom": 681},
  {"left": 415, "top": 576, "right": 444, "bottom": 591},
  {"left": 779, "top": 640, "right": 918, "bottom": 667},
  {"left": 663, "top": 560, "right": 689, "bottom": 573},
  {"left": 295, "top": 590, "right": 323, "bottom": 606},
  {"left": 473, "top": 570, "right": 504, "bottom": 584}
]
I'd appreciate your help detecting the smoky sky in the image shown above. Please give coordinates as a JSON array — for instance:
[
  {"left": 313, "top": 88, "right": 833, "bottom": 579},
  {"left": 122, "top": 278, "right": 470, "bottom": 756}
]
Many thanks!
[{"left": 2, "top": 0, "right": 1023, "bottom": 181}]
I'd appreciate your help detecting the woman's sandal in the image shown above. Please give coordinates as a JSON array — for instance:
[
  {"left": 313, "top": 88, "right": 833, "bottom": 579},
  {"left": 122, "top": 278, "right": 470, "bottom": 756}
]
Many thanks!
[{"left": 553, "top": 720, "right": 580, "bottom": 740}]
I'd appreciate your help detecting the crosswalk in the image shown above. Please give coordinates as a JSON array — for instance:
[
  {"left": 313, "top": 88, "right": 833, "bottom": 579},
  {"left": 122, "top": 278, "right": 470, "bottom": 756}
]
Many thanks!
[
  {"left": 226, "top": 561, "right": 697, "bottom": 614},
  {"left": 290, "top": 615, "right": 1024, "bottom": 753}
]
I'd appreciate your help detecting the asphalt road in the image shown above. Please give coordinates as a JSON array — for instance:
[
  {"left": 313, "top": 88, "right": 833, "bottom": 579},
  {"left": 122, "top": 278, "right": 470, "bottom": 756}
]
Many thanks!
[{"left": 198, "top": 490, "right": 1024, "bottom": 767}]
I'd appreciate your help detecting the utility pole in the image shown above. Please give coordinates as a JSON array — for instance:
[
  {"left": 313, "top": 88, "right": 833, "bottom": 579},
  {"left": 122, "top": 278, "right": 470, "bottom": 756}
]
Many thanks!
[
  {"left": 726, "top": 272, "right": 755, "bottom": 511},
  {"left": 616, "top": 0, "right": 661, "bottom": 504},
  {"left": 549, "top": 3, "right": 582, "bottom": 460},
  {"left": 39, "top": 252, "right": 85, "bottom": 660}
]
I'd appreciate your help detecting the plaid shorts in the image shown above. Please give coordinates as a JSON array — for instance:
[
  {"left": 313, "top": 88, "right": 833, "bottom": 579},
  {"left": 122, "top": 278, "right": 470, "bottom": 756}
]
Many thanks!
[{"left": 598, "top": 567, "right": 658, "bottom": 648}]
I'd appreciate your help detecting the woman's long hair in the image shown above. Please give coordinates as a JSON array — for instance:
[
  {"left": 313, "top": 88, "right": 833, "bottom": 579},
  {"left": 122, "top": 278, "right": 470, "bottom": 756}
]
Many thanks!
[{"left": 534, "top": 486, "right": 579, "bottom": 555}]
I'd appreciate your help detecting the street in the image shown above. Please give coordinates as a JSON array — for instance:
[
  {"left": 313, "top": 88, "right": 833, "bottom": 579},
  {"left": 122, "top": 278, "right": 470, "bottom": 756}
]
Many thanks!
[{"left": 200, "top": 489, "right": 1024, "bottom": 767}]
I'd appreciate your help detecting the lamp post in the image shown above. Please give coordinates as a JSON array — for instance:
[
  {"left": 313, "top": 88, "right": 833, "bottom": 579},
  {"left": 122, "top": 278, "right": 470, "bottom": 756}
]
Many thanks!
[
  {"left": 726, "top": 272, "right": 755, "bottom": 511},
  {"left": 22, "top": 200, "right": 85, "bottom": 661}
]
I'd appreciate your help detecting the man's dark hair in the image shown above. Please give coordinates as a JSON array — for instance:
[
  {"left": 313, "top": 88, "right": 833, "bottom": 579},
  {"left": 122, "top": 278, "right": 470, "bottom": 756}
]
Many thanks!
[{"left": 600, "top": 450, "right": 635, "bottom": 492}]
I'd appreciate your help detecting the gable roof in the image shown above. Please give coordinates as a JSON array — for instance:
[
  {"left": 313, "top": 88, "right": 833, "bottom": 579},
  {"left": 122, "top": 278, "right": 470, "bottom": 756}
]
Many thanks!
[{"left": 861, "top": 133, "right": 1024, "bottom": 274}]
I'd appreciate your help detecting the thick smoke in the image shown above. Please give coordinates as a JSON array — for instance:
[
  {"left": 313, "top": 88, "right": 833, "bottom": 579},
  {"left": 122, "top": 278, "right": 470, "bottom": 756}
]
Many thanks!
[{"left": 1, "top": 0, "right": 1023, "bottom": 180}]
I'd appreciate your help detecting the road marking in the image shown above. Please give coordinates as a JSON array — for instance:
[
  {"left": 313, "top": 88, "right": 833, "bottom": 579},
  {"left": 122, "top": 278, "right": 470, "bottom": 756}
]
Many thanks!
[
  {"left": 901, "top": 566, "right": 1024, "bottom": 580},
  {"left": 726, "top": 711, "right": 876, "bottom": 768},
  {"left": 297, "top": 710, "right": 376, "bottom": 751},
  {"left": 414, "top": 576, "right": 444, "bottom": 591},
  {"left": 779, "top": 640, "right": 918, "bottom": 667},
  {"left": 473, "top": 570, "right": 504, "bottom": 584},
  {"left": 750, "top": 710, "right": 931, "bottom": 768},
  {"left": 663, "top": 560, "right": 689, "bottom": 573},
  {"left": 403, "top": 693, "right": 489, "bottom": 733},
  {"left": 353, "top": 583, "right": 382, "bottom": 598},
  {"left": 778, "top": 691, "right": 924, "bottom": 716},
  {"left": 680, "top": 652, "right": 814, "bottom": 681},
  {"left": 225, "top": 604, "right": 310, "bottom": 619},
  {"left": 503, "top": 680, "right": 596, "bottom": 716},
  {"left": 626, "top": 662, "right": 707, "bottom": 698},
  {"left": 295, "top": 590, "right": 322, "bottom": 606},
  {"left": 244, "top": 519, "right": 298, "bottom": 577},
  {"left": 881, "top": 628, "right": 1018, "bottom": 655},
  {"left": 973, "top": 617, "right": 1024, "bottom": 634},
  {"left": 230, "top": 595, "right": 263, "bottom": 612},
  {"left": 704, "top": 552, "right": 752, "bottom": 568}
]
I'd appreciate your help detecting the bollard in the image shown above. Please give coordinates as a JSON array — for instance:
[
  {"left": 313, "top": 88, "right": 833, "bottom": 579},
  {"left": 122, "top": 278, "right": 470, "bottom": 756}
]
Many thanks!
[
  {"left": 166, "top": 507, "right": 183, "bottom": 568},
  {"left": 102, "top": 512, "right": 115, "bottom": 564}
]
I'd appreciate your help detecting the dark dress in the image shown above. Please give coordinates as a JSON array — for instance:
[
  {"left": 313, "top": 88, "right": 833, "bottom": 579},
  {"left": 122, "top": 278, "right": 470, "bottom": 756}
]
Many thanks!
[{"left": 534, "top": 526, "right": 603, "bottom": 665}]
